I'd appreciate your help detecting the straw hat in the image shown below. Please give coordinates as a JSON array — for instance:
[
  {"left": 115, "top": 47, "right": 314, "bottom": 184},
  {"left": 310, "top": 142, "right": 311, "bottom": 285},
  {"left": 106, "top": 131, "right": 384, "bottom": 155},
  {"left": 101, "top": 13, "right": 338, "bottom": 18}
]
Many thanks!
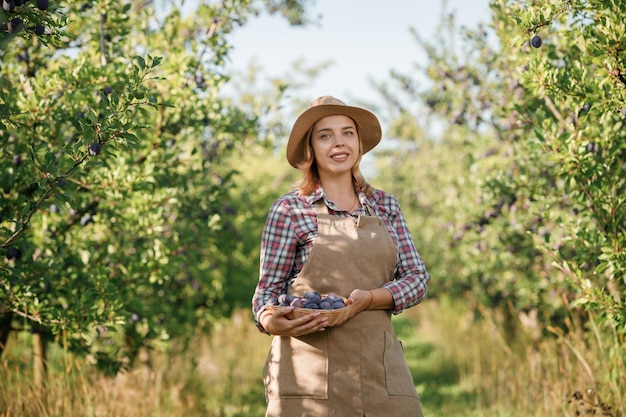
[{"left": 286, "top": 96, "right": 382, "bottom": 168}]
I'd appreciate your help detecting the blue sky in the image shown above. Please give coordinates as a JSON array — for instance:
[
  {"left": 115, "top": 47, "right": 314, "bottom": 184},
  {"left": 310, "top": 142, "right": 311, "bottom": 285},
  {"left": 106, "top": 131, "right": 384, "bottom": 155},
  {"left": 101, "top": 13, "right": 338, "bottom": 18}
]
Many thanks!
[{"left": 225, "top": 0, "right": 492, "bottom": 106}]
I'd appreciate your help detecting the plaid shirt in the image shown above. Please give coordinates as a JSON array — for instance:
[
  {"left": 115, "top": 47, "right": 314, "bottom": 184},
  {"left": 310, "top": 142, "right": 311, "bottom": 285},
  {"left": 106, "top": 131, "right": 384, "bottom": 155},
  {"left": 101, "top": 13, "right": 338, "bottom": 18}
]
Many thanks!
[{"left": 252, "top": 184, "right": 430, "bottom": 331}]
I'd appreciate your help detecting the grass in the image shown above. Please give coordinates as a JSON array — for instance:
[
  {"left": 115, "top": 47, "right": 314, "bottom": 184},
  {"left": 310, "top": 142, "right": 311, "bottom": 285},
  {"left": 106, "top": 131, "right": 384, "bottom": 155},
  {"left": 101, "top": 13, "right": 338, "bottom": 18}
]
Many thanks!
[
  {"left": 396, "top": 297, "right": 625, "bottom": 417},
  {"left": 1, "top": 298, "right": 624, "bottom": 417}
]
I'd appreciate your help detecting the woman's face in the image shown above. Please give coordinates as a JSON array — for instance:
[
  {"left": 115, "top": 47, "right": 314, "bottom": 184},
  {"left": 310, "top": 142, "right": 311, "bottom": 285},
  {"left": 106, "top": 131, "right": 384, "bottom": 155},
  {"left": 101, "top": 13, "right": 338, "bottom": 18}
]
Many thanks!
[{"left": 310, "top": 115, "right": 360, "bottom": 177}]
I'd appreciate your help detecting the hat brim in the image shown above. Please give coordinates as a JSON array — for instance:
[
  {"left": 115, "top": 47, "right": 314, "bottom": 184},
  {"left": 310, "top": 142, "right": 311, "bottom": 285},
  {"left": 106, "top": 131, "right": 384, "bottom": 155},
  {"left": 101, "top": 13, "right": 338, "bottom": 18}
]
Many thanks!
[{"left": 286, "top": 103, "right": 382, "bottom": 168}]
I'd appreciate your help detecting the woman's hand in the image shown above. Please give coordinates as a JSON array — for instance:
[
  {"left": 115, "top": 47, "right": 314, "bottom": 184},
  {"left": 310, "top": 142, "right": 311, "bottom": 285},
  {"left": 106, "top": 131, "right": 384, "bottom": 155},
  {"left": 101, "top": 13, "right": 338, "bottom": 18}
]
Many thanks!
[
  {"left": 260, "top": 306, "right": 329, "bottom": 337},
  {"left": 341, "top": 287, "right": 394, "bottom": 324},
  {"left": 327, "top": 289, "right": 373, "bottom": 327},
  {"left": 347, "top": 289, "right": 374, "bottom": 312}
]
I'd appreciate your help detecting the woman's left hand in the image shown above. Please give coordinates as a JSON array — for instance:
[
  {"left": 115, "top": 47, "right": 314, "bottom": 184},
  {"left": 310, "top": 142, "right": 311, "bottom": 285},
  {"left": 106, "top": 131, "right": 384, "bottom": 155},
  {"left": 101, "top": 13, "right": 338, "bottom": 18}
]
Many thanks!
[
  {"left": 347, "top": 289, "right": 373, "bottom": 312},
  {"left": 328, "top": 289, "right": 373, "bottom": 327}
]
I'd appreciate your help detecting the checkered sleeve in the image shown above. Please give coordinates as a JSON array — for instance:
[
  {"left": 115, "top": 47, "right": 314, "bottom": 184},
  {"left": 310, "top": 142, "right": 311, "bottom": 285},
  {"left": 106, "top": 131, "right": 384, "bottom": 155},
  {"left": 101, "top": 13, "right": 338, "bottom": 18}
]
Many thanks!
[
  {"left": 378, "top": 193, "right": 430, "bottom": 314},
  {"left": 252, "top": 197, "right": 298, "bottom": 332}
]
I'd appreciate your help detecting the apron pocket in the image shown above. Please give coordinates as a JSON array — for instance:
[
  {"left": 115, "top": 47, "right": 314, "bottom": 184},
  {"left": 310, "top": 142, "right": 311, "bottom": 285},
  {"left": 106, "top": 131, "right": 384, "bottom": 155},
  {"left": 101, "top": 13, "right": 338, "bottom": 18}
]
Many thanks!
[
  {"left": 383, "top": 330, "right": 418, "bottom": 397},
  {"left": 264, "top": 332, "right": 329, "bottom": 400}
]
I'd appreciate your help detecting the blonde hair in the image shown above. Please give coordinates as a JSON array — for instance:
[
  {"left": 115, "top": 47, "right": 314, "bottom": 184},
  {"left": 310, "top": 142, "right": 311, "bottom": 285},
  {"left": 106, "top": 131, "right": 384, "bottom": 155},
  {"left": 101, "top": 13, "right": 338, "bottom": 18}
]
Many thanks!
[{"left": 294, "top": 124, "right": 374, "bottom": 197}]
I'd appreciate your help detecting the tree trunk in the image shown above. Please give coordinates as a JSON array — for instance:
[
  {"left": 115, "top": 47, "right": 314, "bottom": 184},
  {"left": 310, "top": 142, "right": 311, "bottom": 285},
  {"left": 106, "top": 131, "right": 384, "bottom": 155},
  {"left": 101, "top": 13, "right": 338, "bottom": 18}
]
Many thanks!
[
  {"left": 32, "top": 329, "right": 48, "bottom": 390},
  {"left": 0, "top": 311, "right": 13, "bottom": 358}
]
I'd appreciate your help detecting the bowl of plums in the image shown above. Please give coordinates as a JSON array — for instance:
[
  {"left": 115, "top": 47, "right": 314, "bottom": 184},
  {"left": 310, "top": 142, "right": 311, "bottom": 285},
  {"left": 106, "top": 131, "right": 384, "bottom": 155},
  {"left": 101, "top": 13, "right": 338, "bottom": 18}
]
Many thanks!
[{"left": 266, "top": 291, "right": 351, "bottom": 327}]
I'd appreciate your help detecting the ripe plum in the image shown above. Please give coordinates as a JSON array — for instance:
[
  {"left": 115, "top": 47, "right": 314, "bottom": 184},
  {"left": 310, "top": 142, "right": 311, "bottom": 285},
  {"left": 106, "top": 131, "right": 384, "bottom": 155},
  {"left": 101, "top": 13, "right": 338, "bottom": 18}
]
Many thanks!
[
  {"left": 531, "top": 35, "right": 542, "bottom": 48},
  {"left": 270, "top": 293, "right": 347, "bottom": 310},
  {"left": 277, "top": 293, "right": 294, "bottom": 306},
  {"left": 303, "top": 291, "right": 322, "bottom": 304}
]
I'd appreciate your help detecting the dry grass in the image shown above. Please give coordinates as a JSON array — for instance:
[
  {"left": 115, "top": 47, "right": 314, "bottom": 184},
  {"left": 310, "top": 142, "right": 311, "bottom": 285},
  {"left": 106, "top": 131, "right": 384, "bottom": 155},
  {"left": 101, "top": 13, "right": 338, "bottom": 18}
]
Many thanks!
[
  {"left": 1, "top": 299, "right": 624, "bottom": 417},
  {"left": 0, "top": 310, "right": 271, "bottom": 417},
  {"left": 398, "top": 297, "right": 625, "bottom": 417}
]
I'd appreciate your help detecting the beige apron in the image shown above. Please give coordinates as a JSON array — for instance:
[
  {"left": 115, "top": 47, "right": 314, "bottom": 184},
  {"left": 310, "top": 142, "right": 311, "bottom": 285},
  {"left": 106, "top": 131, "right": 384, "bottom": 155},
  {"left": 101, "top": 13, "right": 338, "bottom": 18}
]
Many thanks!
[{"left": 263, "top": 201, "right": 423, "bottom": 417}]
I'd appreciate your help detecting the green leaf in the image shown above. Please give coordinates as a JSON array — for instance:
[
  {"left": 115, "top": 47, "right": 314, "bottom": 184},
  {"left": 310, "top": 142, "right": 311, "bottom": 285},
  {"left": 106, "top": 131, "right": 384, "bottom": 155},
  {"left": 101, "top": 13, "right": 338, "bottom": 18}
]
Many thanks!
[{"left": 135, "top": 56, "right": 146, "bottom": 70}]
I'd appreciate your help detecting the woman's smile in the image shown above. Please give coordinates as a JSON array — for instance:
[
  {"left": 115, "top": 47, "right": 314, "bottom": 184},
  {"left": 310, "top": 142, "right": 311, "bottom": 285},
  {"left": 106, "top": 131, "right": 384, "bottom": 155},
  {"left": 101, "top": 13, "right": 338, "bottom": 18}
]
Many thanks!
[{"left": 312, "top": 115, "right": 360, "bottom": 175}]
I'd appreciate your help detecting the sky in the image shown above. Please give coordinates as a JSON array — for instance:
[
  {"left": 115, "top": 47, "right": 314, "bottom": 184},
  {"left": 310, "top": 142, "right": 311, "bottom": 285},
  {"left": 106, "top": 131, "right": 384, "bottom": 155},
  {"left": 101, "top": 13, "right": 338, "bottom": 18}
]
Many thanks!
[{"left": 224, "top": 0, "right": 493, "bottom": 108}]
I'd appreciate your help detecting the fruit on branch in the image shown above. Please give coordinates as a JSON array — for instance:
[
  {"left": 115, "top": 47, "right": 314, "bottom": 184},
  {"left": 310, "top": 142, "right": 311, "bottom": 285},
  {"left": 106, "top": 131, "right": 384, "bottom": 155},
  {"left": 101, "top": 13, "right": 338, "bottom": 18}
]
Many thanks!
[
  {"left": 8, "top": 18, "right": 24, "bottom": 33},
  {"left": 2, "top": 0, "right": 14, "bottom": 12},
  {"left": 89, "top": 142, "right": 102, "bottom": 156},
  {"left": 33, "top": 23, "right": 45, "bottom": 35},
  {"left": 531, "top": 35, "right": 542, "bottom": 48},
  {"left": 6, "top": 247, "right": 22, "bottom": 262}
]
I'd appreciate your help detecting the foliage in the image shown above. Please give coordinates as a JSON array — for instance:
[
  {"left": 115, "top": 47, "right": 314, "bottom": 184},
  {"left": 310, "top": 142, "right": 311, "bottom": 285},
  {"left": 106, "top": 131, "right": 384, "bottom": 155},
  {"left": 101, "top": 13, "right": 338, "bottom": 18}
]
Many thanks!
[
  {"left": 504, "top": 0, "right": 626, "bottom": 330},
  {"left": 375, "top": 0, "right": 625, "bottom": 333},
  {"left": 372, "top": 0, "right": 625, "bottom": 407},
  {"left": 373, "top": 10, "right": 565, "bottom": 329},
  {"left": 0, "top": 0, "right": 313, "bottom": 373}
]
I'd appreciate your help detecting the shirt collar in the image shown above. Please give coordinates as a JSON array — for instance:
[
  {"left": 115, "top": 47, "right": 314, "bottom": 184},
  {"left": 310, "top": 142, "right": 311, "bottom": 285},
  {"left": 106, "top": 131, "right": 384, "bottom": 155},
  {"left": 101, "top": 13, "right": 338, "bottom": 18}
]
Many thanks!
[
  {"left": 305, "top": 182, "right": 367, "bottom": 209},
  {"left": 304, "top": 185, "right": 324, "bottom": 205}
]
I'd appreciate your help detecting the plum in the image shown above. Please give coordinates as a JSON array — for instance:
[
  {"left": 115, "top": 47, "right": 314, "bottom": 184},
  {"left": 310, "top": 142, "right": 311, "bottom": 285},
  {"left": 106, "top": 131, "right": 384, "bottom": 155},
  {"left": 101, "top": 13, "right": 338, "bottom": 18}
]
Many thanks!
[
  {"left": 34, "top": 24, "right": 45, "bottom": 35},
  {"left": 272, "top": 292, "right": 348, "bottom": 310},
  {"left": 319, "top": 301, "right": 332, "bottom": 310},
  {"left": 8, "top": 18, "right": 24, "bottom": 33},
  {"left": 531, "top": 35, "right": 542, "bottom": 48},
  {"left": 6, "top": 247, "right": 22, "bottom": 261},
  {"left": 326, "top": 293, "right": 342, "bottom": 303},
  {"left": 290, "top": 298, "right": 305, "bottom": 308},
  {"left": 277, "top": 293, "right": 294, "bottom": 306},
  {"left": 89, "top": 142, "right": 101, "bottom": 156},
  {"left": 304, "top": 291, "right": 322, "bottom": 304}
]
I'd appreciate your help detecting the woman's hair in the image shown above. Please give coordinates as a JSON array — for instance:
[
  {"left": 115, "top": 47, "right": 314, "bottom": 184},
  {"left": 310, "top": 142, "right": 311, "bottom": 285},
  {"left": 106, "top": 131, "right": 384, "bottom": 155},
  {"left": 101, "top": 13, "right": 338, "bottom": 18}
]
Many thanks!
[{"left": 294, "top": 122, "right": 374, "bottom": 197}]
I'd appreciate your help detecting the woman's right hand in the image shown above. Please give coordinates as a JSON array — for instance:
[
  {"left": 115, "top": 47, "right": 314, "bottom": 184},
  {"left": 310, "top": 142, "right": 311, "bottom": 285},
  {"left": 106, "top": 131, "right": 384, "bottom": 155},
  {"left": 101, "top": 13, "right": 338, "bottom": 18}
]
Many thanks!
[{"left": 261, "top": 306, "right": 329, "bottom": 337}]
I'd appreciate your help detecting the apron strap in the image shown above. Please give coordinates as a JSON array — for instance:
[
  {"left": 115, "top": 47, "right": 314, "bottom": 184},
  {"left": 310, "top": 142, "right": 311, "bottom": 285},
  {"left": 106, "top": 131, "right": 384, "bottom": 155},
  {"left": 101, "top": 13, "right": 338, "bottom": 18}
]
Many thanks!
[{"left": 314, "top": 199, "right": 329, "bottom": 215}]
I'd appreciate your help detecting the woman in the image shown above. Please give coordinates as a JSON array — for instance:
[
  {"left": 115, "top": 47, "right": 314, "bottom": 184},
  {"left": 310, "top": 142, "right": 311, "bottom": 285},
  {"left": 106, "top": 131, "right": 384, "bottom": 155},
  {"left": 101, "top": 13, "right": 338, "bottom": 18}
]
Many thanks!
[{"left": 252, "top": 96, "right": 430, "bottom": 417}]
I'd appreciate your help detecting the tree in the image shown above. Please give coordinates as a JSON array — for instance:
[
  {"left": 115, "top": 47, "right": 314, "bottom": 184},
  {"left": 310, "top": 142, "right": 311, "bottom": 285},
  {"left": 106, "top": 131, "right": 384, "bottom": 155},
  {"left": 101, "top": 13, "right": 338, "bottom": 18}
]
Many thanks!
[
  {"left": 373, "top": 0, "right": 624, "bottom": 407},
  {"left": 0, "top": 0, "right": 314, "bottom": 374},
  {"left": 377, "top": 0, "right": 625, "bottom": 330}
]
